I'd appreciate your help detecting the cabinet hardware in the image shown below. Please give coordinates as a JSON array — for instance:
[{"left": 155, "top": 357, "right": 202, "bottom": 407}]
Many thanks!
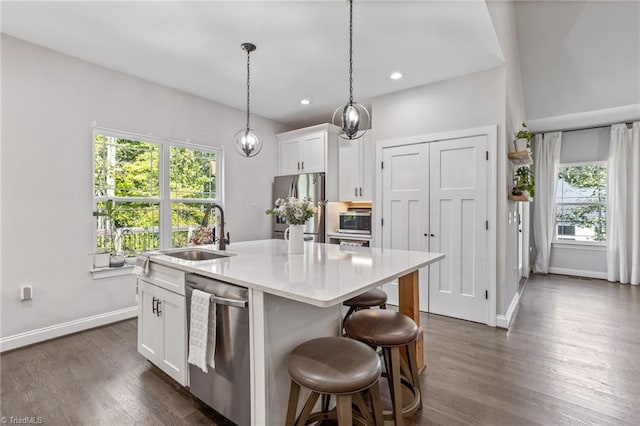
[
  {"left": 301, "top": 161, "right": 304, "bottom": 170},
  {"left": 297, "top": 161, "right": 300, "bottom": 170},
  {"left": 355, "top": 187, "right": 358, "bottom": 196},
  {"left": 152, "top": 297, "right": 157, "bottom": 314},
  {"left": 485, "top": 290, "right": 488, "bottom": 299},
  {"left": 156, "top": 300, "right": 162, "bottom": 316},
  {"left": 359, "top": 187, "right": 362, "bottom": 196},
  {"left": 430, "top": 233, "right": 435, "bottom": 237}
]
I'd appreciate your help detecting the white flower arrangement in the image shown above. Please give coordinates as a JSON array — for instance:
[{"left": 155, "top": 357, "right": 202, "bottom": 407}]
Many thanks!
[{"left": 266, "top": 197, "right": 317, "bottom": 226}]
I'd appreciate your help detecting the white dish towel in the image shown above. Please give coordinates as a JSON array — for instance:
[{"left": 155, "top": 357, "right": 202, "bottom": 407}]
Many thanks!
[{"left": 188, "top": 289, "right": 217, "bottom": 373}]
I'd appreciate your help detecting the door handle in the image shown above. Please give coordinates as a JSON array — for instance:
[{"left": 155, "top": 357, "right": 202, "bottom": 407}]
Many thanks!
[
  {"left": 156, "top": 300, "right": 162, "bottom": 317},
  {"left": 152, "top": 297, "right": 157, "bottom": 314},
  {"left": 297, "top": 161, "right": 300, "bottom": 170},
  {"left": 301, "top": 161, "right": 304, "bottom": 170},
  {"left": 359, "top": 187, "right": 362, "bottom": 196},
  {"left": 355, "top": 187, "right": 358, "bottom": 196}
]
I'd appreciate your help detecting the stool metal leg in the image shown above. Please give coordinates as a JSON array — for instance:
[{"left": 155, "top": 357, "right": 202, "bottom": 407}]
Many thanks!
[{"left": 285, "top": 380, "right": 300, "bottom": 426}]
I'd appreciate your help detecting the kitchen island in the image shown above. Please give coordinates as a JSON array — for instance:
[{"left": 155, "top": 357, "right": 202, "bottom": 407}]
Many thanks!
[{"left": 144, "top": 239, "right": 444, "bottom": 425}]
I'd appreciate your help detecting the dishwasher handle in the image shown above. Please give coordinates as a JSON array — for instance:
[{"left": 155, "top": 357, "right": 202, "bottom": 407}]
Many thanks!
[{"left": 186, "top": 280, "right": 248, "bottom": 309}]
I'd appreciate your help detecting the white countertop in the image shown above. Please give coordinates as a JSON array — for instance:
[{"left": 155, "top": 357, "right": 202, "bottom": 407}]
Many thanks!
[{"left": 148, "top": 239, "right": 444, "bottom": 308}]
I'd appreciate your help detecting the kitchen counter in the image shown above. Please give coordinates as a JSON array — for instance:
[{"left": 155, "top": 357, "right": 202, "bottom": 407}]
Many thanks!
[
  {"left": 146, "top": 239, "right": 444, "bottom": 425},
  {"left": 150, "top": 239, "right": 444, "bottom": 308}
]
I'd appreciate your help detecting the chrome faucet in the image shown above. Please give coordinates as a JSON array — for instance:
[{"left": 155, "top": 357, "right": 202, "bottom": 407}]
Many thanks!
[{"left": 210, "top": 203, "right": 229, "bottom": 250}]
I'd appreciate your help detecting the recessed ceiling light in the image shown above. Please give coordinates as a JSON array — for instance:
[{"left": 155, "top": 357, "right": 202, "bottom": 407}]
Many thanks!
[
  {"left": 390, "top": 72, "right": 403, "bottom": 80},
  {"left": 300, "top": 99, "right": 311, "bottom": 105}
]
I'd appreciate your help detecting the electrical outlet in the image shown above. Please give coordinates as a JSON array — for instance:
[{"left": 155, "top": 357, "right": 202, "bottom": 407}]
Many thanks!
[{"left": 20, "top": 285, "right": 33, "bottom": 301}]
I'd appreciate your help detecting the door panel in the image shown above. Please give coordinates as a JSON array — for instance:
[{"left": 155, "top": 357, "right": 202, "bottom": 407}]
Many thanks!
[
  {"left": 300, "top": 132, "right": 325, "bottom": 173},
  {"left": 138, "top": 280, "right": 161, "bottom": 362},
  {"left": 279, "top": 139, "right": 301, "bottom": 175},
  {"left": 157, "top": 285, "right": 187, "bottom": 386},
  {"left": 381, "top": 144, "right": 429, "bottom": 311},
  {"left": 429, "top": 135, "right": 488, "bottom": 323}
]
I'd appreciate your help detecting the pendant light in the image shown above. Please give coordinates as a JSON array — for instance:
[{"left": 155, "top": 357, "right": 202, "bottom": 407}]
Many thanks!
[
  {"left": 234, "top": 42, "right": 262, "bottom": 157},
  {"left": 332, "top": 0, "right": 370, "bottom": 140}
]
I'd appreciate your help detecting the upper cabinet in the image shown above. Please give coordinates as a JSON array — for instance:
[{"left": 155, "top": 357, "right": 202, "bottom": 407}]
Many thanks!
[
  {"left": 278, "top": 131, "right": 326, "bottom": 175},
  {"left": 277, "top": 124, "right": 339, "bottom": 201},
  {"left": 338, "top": 132, "right": 373, "bottom": 201}
]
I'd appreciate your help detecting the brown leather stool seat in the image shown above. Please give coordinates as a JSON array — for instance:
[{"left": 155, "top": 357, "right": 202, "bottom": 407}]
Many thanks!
[
  {"left": 286, "top": 337, "right": 384, "bottom": 425},
  {"left": 345, "top": 310, "right": 423, "bottom": 425},
  {"left": 343, "top": 289, "right": 387, "bottom": 323}
]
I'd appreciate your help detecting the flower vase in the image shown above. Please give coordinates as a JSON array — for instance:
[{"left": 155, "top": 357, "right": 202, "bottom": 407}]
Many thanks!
[{"left": 285, "top": 224, "right": 304, "bottom": 254}]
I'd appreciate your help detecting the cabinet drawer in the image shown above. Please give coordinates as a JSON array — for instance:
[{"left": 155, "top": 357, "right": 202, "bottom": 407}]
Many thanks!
[{"left": 145, "top": 263, "right": 185, "bottom": 295}]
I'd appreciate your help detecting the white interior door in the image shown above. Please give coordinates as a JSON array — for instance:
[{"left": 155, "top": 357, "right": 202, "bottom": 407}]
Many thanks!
[
  {"left": 381, "top": 143, "right": 430, "bottom": 311},
  {"left": 429, "top": 135, "right": 488, "bottom": 323}
]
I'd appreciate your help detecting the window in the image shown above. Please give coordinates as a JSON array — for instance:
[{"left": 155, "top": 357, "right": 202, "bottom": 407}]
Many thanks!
[
  {"left": 555, "top": 163, "right": 607, "bottom": 243},
  {"left": 93, "top": 129, "right": 221, "bottom": 256}
]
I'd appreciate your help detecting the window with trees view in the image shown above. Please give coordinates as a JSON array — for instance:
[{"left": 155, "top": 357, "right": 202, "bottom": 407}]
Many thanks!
[
  {"left": 556, "top": 163, "right": 607, "bottom": 242},
  {"left": 93, "top": 129, "right": 220, "bottom": 256}
]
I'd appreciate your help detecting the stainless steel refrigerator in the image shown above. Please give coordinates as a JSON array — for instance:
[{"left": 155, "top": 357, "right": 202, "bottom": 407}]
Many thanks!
[{"left": 272, "top": 173, "right": 325, "bottom": 242}]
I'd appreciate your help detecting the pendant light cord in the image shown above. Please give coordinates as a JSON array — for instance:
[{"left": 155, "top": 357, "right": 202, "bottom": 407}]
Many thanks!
[
  {"left": 348, "top": 0, "right": 354, "bottom": 106},
  {"left": 246, "top": 48, "right": 251, "bottom": 131}
]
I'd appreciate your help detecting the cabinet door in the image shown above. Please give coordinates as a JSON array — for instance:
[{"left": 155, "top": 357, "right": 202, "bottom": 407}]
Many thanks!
[
  {"left": 359, "top": 134, "right": 374, "bottom": 201},
  {"left": 138, "top": 280, "right": 162, "bottom": 363},
  {"left": 155, "top": 285, "right": 188, "bottom": 386},
  {"left": 300, "top": 132, "right": 326, "bottom": 173},
  {"left": 279, "top": 138, "right": 301, "bottom": 175},
  {"left": 338, "top": 138, "right": 361, "bottom": 201}
]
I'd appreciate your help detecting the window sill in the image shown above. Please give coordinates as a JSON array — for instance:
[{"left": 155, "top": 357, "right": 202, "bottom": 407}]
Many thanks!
[
  {"left": 91, "top": 265, "right": 134, "bottom": 280},
  {"left": 551, "top": 240, "right": 606, "bottom": 251}
]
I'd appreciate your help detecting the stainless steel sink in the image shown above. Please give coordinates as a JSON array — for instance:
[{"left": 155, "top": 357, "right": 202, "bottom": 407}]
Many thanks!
[{"left": 163, "top": 248, "right": 230, "bottom": 261}]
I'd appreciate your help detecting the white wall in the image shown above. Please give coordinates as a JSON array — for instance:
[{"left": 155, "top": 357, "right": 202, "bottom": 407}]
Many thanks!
[
  {"left": 372, "top": 66, "right": 513, "bottom": 316},
  {"left": 1, "top": 35, "right": 289, "bottom": 339},
  {"left": 515, "top": 1, "right": 640, "bottom": 120},
  {"left": 487, "top": 0, "right": 529, "bottom": 314}
]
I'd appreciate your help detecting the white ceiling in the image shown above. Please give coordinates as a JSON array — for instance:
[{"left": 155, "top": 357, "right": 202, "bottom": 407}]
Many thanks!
[{"left": 1, "top": 1, "right": 504, "bottom": 128}]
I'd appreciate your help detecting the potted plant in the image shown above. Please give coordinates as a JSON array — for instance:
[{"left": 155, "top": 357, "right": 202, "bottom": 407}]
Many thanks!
[
  {"left": 514, "top": 122, "right": 534, "bottom": 152},
  {"left": 93, "top": 199, "right": 125, "bottom": 267},
  {"left": 512, "top": 166, "right": 535, "bottom": 198}
]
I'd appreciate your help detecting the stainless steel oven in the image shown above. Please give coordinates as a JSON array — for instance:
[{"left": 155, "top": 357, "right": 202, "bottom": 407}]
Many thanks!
[
  {"left": 186, "top": 274, "right": 250, "bottom": 426},
  {"left": 338, "top": 211, "right": 372, "bottom": 235}
]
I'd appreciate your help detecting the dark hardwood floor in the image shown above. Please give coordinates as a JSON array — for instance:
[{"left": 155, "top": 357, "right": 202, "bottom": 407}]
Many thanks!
[{"left": 2, "top": 274, "right": 639, "bottom": 425}]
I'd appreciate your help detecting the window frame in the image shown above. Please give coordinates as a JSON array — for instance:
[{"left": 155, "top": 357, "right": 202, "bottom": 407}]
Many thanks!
[
  {"left": 92, "top": 127, "right": 224, "bottom": 255},
  {"left": 553, "top": 160, "right": 607, "bottom": 246}
]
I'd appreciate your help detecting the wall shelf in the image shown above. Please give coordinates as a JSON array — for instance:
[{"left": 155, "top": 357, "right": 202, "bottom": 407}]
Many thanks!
[
  {"left": 508, "top": 150, "right": 533, "bottom": 165},
  {"left": 508, "top": 194, "right": 532, "bottom": 202}
]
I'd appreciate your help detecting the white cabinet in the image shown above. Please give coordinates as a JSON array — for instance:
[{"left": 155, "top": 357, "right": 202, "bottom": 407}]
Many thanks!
[
  {"left": 138, "top": 279, "right": 188, "bottom": 386},
  {"left": 278, "top": 131, "right": 326, "bottom": 175},
  {"left": 338, "top": 133, "right": 373, "bottom": 201}
]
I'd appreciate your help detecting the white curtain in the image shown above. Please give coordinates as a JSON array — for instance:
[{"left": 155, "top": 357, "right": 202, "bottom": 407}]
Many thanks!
[
  {"left": 533, "top": 132, "right": 562, "bottom": 273},
  {"left": 606, "top": 122, "right": 640, "bottom": 285}
]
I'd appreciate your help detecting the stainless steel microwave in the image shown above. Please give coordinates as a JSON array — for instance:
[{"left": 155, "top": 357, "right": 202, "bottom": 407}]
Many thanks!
[{"left": 338, "top": 211, "right": 372, "bottom": 235}]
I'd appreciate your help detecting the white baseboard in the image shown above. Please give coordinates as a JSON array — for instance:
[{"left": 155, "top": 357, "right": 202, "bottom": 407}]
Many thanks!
[
  {"left": 0, "top": 306, "right": 138, "bottom": 353},
  {"left": 548, "top": 267, "right": 607, "bottom": 280},
  {"left": 496, "top": 289, "right": 521, "bottom": 329}
]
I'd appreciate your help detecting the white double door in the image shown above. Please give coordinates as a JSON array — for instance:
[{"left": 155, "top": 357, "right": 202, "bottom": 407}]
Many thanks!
[{"left": 381, "top": 135, "right": 489, "bottom": 324}]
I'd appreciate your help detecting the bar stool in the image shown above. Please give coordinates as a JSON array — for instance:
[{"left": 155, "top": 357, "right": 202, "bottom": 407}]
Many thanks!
[
  {"left": 344, "top": 310, "right": 422, "bottom": 425},
  {"left": 286, "top": 337, "right": 384, "bottom": 426},
  {"left": 343, "top": 288, "right": 388, "bottom": 322}
]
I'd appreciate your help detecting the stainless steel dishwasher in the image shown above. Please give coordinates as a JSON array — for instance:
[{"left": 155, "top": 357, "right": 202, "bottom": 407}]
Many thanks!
[{"left": 185, "top": 274, "right": 250, "bottom": 426}]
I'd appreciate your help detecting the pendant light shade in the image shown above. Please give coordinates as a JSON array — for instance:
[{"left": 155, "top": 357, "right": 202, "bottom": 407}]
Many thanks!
[
  {"left": 234, "top": 42, "right": 262, "bottom": 158},
  {"left": 332, "top": 0, "right": 370, "bottom": 140}
]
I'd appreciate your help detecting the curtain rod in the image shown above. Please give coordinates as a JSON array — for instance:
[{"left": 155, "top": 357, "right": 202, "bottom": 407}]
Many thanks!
[{"left": 541, "top": 122, "right": 633, "bottom": 134}]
